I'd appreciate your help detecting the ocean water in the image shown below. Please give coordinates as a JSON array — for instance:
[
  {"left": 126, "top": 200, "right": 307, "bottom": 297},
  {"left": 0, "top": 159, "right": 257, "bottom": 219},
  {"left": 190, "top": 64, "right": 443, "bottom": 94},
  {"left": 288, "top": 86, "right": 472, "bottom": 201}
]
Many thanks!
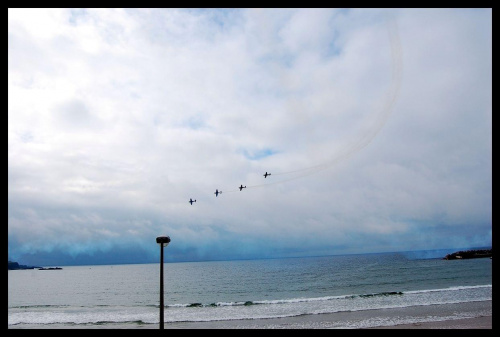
[{"left": 8, "top": 251, "right": 492, "bottom": 329}]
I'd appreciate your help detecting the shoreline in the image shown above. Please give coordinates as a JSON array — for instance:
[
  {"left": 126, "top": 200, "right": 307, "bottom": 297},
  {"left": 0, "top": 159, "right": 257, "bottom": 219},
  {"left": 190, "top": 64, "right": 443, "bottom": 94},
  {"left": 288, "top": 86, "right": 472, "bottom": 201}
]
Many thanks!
[
  {"left": 9, "top": 300, "right": 492, "bottom": 329},
  {"left": 367, "top": 315, "right": 492, "bottom": 329}
]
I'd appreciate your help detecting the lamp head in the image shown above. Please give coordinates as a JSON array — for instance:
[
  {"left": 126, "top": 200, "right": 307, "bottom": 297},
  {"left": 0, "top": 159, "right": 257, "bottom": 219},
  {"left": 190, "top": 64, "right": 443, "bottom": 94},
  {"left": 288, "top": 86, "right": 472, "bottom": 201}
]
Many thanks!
[{"left": 156, "top": 235, "right": 171, "bottom": 247}]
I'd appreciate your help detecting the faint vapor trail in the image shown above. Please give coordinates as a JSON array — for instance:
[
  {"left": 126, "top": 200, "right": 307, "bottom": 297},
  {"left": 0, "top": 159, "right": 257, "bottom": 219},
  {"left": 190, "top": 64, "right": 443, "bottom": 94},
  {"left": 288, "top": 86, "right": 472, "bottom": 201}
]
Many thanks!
[
  {"left": 248, "top": 16, "right": 403, "bottom": 189},
  {"left": 213, "top": 16, "right": 403, "bottom": 195}
]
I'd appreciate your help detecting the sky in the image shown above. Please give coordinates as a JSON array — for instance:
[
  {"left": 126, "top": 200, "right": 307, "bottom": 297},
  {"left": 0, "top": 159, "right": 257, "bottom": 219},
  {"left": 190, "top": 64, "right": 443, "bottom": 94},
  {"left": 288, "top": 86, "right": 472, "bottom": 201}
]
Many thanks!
[{"left": 8, "top": 8, "right": 492, "bottom": 266}]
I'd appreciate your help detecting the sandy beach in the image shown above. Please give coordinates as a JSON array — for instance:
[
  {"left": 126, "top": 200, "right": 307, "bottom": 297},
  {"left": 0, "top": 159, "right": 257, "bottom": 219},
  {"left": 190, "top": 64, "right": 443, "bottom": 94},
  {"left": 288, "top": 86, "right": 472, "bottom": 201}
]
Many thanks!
[
  {"left": 9, "top": 315, "right": 492, "bottom": 329},
  {"left": 368, "top": 316, "right": 492, "bottom": 329},
  {"left": 10, "top": 300, "right": 491, "bottom": 329},
  {"left": 164, "top": 301, "right": 492, "bottom": 329},
  {"left": 162, "top": 313, "right": 492, "bottom": 329},
  {"left": 169, "top": 316, "right": 493, "bottom": 329}
]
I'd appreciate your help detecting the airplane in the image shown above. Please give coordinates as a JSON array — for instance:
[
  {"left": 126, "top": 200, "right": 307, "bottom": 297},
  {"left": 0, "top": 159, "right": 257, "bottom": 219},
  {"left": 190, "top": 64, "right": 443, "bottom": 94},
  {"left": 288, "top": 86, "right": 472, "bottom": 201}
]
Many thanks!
[
  {"left": 214, "top": 189, "right": 222, "bottom": 197},
  {"left": 239, "top": 185, "right": 246, "bottom": 191},
  {"left": 189, "top": 198, "right": 196, "bottom": 205},
  {"left": 263, "top": 172, "right": 271, "bottom": 178}
]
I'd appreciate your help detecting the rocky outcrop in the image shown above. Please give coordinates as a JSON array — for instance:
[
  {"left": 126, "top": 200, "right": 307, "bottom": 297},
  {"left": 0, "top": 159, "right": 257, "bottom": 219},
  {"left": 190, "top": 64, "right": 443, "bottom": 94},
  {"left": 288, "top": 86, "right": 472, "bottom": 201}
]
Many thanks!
[
  {"left": 443, "top": 249, "right": 492, "bottom": 260},
  {"left": 38, "top": 267, "right": 63, "bottom": 270},
  {"left": 8, "top": 261, "right": 41, "bottom": 270}
]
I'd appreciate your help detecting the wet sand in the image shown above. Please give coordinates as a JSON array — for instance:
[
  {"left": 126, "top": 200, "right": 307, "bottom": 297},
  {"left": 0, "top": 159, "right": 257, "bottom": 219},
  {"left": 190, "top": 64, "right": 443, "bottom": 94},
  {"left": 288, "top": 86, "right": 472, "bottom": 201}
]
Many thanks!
[
  {"left": 167, "top": 303, "right": 492, "bottom": 329},
  {"left": 9, "top": 300, "right": 492, "bottom": 329},
  {"left": 163, "top": 314, "right": 492, "bottom": 329},
  {"left": 368, "top": 315, "right": 492, "bottom": 329},
  {"left": 167, "top": 300, "right": 493, "bottom": 329},
  {"left": 9, "top": 315, "right": 492, "bottom": 329}
]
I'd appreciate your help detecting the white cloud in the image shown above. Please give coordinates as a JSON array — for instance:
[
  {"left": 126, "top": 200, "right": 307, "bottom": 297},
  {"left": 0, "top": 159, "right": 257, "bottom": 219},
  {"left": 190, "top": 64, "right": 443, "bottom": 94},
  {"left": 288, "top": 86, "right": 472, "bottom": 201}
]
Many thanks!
[{"left": 8, "top": 8, "right": 492, "bottom": 264}]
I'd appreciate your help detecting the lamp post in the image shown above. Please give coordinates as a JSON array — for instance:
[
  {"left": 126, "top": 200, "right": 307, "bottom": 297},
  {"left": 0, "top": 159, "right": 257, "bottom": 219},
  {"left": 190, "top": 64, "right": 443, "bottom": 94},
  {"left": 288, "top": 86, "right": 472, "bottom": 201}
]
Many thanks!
[{"left": 156, "top": 235, "right": 171, "bottom": 329}]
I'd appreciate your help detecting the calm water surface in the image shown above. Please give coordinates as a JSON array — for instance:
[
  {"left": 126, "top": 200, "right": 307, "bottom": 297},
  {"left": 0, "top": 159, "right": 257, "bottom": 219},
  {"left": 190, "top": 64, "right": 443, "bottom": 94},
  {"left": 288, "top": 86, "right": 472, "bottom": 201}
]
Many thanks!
[{"left": 8, "top": 251, "right": 492, "bottom": 328}]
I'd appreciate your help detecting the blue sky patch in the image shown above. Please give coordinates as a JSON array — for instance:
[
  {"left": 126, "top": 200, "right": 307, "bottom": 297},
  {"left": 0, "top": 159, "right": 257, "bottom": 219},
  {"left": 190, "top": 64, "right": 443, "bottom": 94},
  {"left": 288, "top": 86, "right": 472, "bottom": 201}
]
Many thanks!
[{"left": 241, "top": 148, "right": 278, "bottom": 160}]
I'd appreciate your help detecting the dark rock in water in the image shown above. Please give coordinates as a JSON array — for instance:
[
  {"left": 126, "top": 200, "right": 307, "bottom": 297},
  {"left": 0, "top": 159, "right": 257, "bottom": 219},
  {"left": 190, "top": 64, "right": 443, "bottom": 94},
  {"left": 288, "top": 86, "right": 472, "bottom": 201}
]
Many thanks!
[
  {"left": 38, "top": 267, "right": 63, "bottom": 270},
  {"left": 443, "top": 249, "right": 492, "bottom": 260},
  {"left": 187, "top": 303, "right": 203, "bottom": 307}
]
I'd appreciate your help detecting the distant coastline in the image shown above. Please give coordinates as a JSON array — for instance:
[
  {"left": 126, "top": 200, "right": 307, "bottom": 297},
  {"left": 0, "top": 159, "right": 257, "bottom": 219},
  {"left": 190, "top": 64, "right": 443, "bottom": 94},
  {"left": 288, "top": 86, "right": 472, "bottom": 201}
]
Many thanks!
[
  {"left": 443, "top": 249, "right": 492, "bottom": 260},
  {"left": 8, "top": 261, "right": 62, "bottom": 270},
  {"left": 8, "top": 248, "right": 492, "bottom": 268},
  {"left": 8, "top": 261, "right": 40, "bottom": 270}
]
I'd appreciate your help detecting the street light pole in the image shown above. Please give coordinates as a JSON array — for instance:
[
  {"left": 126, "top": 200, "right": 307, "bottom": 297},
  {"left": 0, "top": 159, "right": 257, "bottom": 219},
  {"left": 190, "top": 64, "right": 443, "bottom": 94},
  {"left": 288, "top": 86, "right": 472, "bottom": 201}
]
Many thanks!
[{"left": 156, "top": 235, "right": 171, "bottom": 330}]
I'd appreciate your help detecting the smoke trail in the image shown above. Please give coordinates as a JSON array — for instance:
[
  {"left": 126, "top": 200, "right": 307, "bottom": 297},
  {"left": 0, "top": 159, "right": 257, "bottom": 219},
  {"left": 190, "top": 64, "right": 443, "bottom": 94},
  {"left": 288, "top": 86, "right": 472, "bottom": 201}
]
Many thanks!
[
  {"left": 216, "top": 16, "right": 403, "bottom": 194},
  {"left": 247, "top": 16, "right": 403, "bottom": 190}
]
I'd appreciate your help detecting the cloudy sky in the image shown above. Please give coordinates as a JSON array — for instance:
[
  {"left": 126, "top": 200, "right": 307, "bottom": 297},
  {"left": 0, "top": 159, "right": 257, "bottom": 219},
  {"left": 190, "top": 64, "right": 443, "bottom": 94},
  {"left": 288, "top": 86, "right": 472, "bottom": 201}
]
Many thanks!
[{"left": 8, "top": 8, "right": 492, "bottom": 266}]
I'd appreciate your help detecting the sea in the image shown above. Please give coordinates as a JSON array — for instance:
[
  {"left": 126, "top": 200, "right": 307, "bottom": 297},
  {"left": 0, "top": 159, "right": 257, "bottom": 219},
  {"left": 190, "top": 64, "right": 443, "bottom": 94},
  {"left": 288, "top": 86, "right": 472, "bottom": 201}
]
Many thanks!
[{"left": 8, "top": 249, "right": 492, "bottom": 329}]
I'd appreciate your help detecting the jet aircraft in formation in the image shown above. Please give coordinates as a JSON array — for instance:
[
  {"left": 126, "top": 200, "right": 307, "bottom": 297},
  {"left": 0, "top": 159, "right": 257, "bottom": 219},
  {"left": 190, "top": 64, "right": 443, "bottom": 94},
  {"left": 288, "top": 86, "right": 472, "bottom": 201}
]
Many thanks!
[{"left": 189, "top": 172, "right": 271, "bottom": 204}]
